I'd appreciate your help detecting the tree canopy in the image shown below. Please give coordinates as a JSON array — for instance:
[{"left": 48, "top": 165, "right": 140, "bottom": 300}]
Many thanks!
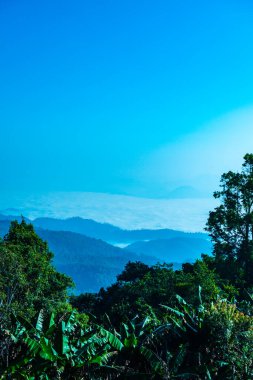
[
  {"left": 206, "top": 153, "right": 253, "bottom": 288},
  {"left": 0, "top": 219, "right": 73, "bottom": 320}
]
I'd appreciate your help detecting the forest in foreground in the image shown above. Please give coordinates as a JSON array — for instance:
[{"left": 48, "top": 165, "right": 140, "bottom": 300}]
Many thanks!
[{"left": 1, "top": 155, "right": 253, "bottom": 379}]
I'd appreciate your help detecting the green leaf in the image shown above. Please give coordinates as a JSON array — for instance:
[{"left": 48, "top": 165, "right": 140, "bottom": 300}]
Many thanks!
[
  {"left": 206, "top": 367, "right": 212, "bottom": 379},
  {"left": 35, "top": 310, "right": 44, "bottom": 333},
  {"left": 25, "top": 336, "right": 40, "bottom": 355},
  {"left": 100, "top": 327, "right": 124, "bottom": 351},
  {"left": 138, "top": 316, "right": 150, "bottom": 336},
  {"left": 65, "top": 311, "right": 76, "bottom": 332},
  {"left": 198, "top": 286, "right": 203, "bottom": 305},
  {"left": 140, "top": 346, "right": 164, "bottom": 374},
  {"left": 90, "top": 351, "right": 115, "bottom": 365},
  {"left": 40, "top": 337, "right": 57, "bottom": 361},
  {"left": 49, "top": 313, "right": 55, "bottom": 329},
  {"left": 172, "top": 344, "right": 187, "bottom": 372},
  {"left": 124, "top": 333, "right": 138, "bottom": 348},
  {"left": 160, "top": 304, "right": 184, "bottom": 317}
]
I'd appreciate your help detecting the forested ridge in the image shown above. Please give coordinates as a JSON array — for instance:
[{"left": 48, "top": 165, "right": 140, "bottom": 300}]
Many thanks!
[
  {"left": 1, "top": 155, "right": 253, "bottom": 379},
  {"left": 0, "top": 220, "right": 211, "bottom": 293}
]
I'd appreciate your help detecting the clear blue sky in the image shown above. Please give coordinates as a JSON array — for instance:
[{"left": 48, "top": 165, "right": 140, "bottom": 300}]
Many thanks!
[{"left": 1, "top": 0, "right": 253, "bottom": 196}]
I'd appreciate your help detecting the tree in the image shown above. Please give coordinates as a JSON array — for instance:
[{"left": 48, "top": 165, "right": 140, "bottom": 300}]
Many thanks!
[
  {"left": 116, "top": 261, "right": 151, "bottom": 282},
  {"left": 0, "top": 220, "right": 73, "bottom": 320},
  {"left": 206, "top": 154, "right": 253, "bottom": 288}
]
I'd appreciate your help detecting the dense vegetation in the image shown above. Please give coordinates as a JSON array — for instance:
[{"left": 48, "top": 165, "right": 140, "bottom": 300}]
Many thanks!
[{"left": 1, "top": 154, "right": 253, "bottom": 378}]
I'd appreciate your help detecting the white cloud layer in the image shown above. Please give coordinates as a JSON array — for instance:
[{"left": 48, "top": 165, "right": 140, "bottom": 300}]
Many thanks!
[{"left": 0, "top": 191, "right": 216, "bottom": 232}]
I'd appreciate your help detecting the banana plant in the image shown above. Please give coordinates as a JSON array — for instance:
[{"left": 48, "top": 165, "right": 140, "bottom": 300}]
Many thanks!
[
  {"left": 160, "top": 287, "right": 214, "bottom": 379},
  {"left": 4, "top": 310, "right": 118, "bottom": 379},
  {"left": 98, "top": 315, "right": 172, "bottom": 379}
]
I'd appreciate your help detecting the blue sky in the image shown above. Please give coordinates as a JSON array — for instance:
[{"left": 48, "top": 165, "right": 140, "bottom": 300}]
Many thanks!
[{"left": 1, "top": 0, "right": 253, "bottom": 197}]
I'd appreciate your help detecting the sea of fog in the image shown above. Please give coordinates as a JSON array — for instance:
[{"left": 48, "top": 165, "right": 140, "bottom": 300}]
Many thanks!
[{"left": 0, "top": 191, "right": 217, "bottom": 232}]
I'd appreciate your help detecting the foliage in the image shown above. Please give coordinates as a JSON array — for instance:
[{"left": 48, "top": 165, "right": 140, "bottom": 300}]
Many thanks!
[
  {"left": 72, "top": 260, "right": 222, "bottom": 325},
  {"left": 2, "top": 291, "right": 253, "bottom": 379},
  {"left": 0, "top": 220, "right": 73, "bottom": 320},
  {"left": 161, "top": 289, "right": 253, "bottom": 379},
  {"left": 2, "top": 310, "right": 113, "bottom": 379},
  {"left": 2, "top": 154, "right": 253, "bottom": 378},
  {"left": 206, "top": 153, "right": 253, "bottom": 288}
]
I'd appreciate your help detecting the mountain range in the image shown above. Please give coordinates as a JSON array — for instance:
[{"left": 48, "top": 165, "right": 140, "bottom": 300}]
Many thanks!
[
  {"left": 126, "top": 237, "right": 212, "bottom": 263},
  {"left": 32, "top": 216, "right": 207, "bottom": 243},
  {"left": 0, "top": 215, "right": 212, "bottom": 293}
]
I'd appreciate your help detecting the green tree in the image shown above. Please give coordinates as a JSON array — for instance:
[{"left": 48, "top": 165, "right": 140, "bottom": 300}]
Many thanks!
[
  {"left": 116, "top": 261, "right": 150, "bottom": 282},
  {"left": 206, "top": 153, "right": 253, "bottom": 288},
  {"left": 0, "top": 220, "right": 73, "bottom": 320}
]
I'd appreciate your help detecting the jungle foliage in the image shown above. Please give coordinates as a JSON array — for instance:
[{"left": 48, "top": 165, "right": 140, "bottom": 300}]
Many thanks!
[{"left": 1, "top": 154, "right": 253, "bottom": 379}]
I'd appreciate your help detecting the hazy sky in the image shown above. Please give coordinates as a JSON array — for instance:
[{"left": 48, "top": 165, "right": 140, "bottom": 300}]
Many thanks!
[{"left": 1, "top": 0, "right": 253, "bottom": 197}]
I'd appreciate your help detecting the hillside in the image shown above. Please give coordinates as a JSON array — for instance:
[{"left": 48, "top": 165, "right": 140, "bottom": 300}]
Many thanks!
[
  {"left": 126, "top": 237, "right": 212, "bottom": 263},
  {"left": 38, "top": 229, "right": 158, "bottom": 292},
  {"left": 0, "top": 219, "right": 157, "bottom": 293}
]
